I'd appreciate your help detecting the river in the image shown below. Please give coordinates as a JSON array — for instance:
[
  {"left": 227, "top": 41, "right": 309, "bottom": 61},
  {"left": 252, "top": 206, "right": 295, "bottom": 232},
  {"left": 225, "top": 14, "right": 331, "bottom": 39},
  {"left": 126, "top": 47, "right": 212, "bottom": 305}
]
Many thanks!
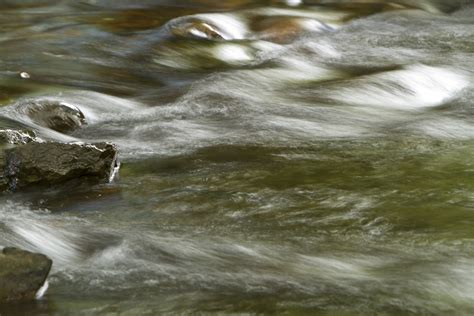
[{"left": 1, "top": 0, "right": 474, "bottom": 315}]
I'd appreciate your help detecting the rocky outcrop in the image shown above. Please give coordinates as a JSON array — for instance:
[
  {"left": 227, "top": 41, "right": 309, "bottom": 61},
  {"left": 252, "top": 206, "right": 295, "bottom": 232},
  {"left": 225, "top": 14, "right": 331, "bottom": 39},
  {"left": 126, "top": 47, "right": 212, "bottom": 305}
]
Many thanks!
[
  {"left": 0, "top": 247, "right": 52, "bottom": 302},
  {"left": 0, "top": 142, "right": 118, "bottom": 192}
]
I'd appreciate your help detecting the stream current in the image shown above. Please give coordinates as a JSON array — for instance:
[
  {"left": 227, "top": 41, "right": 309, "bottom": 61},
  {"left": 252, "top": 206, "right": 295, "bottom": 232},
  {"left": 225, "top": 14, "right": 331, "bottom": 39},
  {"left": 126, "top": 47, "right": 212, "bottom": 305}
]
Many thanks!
[{"left": 1, "top": 0, "right": 474, "bottom": 315}]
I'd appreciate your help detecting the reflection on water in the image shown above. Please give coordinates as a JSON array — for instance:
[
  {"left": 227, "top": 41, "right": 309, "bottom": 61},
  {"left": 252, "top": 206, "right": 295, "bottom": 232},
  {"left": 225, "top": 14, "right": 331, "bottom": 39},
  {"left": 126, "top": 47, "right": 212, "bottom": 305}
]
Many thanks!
[{"left": 1, "top": 0, "right": 474, "bottom": 315}]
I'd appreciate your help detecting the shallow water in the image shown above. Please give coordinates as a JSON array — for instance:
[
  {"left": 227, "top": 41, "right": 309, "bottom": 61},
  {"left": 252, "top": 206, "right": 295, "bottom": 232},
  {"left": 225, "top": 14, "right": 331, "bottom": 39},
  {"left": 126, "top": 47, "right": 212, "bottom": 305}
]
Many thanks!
[{"left": 1, "top": 0, "right": 474, "bottom": 315}]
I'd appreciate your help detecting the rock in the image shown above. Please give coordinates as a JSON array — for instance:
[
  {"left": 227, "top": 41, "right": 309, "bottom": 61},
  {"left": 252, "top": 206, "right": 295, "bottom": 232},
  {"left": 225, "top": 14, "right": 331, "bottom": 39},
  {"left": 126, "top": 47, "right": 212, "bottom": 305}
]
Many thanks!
[
  {"left": 170, "top": 19, "right": 226, "bottom": 40},
  {"left": 0, "top": 129, "right": 40, "bottom": 146},
  {"left": 1, "top": 142, "right": 119, "bottom": 192},
  {"left": 0, "top": 130, "right": 39, "bottom": 190},
  {"left": 0, "top": 247, "right": 52, "bottom": 302},
  {"left": 24, "top": 100, "right": 86, "bottom": 134},
  {"left": 166, "top": 14, "right": 246, "bottom": 41}
]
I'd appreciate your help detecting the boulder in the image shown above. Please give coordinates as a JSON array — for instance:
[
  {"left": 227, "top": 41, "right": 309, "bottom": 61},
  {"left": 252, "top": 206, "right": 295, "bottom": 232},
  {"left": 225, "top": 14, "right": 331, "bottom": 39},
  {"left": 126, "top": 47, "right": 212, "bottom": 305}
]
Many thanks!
[
  {"left": 1, "top": 142, "right": 119, "bottom": 192},
  {"left": 24, "top": 100, "right": 86, "bottom": 134},
  {"left": 0, "top": 247, "right": 52, "bottom": 302}
]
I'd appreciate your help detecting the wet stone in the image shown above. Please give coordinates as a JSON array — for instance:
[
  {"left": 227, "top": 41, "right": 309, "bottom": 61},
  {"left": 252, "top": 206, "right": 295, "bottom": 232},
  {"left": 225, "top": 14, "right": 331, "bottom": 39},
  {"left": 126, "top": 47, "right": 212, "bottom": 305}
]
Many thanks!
[
  {"left": 1, "top": 142, "right": 119, "bottom": 192},
  {"left": 24, "top": 100, "right": 86, "bottom": 134},
  {"left": 170, "top": 19, "right": 226, "bottom": 40},
  {"left": 165, "top": 14, "right": 241, "bottom": 41},
  {"left": 0, "top": 247, "right": 52, "bottom": 302}
]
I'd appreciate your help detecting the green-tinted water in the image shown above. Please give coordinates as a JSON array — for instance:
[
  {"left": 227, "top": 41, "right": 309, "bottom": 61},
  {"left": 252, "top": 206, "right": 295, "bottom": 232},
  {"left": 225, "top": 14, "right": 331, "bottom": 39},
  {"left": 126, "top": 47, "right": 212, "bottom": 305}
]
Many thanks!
[{"left": 1, "top": 0, "right": 474, "bottom": 315}]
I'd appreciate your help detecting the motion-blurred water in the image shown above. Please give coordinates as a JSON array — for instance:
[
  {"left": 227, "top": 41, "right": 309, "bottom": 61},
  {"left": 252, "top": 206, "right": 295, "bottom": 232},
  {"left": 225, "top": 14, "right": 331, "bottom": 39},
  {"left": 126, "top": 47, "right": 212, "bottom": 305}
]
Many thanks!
[{"left": 1, "top": 0, "right": 474, "bottom": 315}]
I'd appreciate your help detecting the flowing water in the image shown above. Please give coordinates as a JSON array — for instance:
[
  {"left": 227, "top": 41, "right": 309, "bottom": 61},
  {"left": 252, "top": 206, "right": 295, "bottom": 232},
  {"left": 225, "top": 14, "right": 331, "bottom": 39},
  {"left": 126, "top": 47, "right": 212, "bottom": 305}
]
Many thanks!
[{"left": 1, "top": 0, "right": 474, "bottom": 315}]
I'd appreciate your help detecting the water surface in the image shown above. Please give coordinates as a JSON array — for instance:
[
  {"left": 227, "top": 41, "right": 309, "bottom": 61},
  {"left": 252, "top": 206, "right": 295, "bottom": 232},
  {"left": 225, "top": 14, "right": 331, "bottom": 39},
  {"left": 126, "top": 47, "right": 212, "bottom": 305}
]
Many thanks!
[{"left": 1, "top": 0, "right": 474, "bottom": 315}]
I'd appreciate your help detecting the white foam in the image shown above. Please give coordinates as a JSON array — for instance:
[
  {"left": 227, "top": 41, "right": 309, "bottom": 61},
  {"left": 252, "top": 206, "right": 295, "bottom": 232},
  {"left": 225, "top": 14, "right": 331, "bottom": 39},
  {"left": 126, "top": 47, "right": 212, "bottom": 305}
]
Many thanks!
[
  {"left": 286, "top": 0, "right": 302, "bottom": 7},
  {"left": 415, "top": 118, "right": 474, "bottom": 139},
  {"left": 35, "top": 281, "right": 49, "bottom": 299},
  {"left": 328, "top": 65, "right": 469, "bottom": 109},
  {"left": 213, "top": 44, "right": 253, "bottom": 65},
  {"left": 0, "top": 202, "right": 85, "bottom": 265},
  {"left": 12, "top": 223, "right": 82, "bottom": 265},
  {"left": 193, "top": 13, "right": 248, "bottom": 40}
]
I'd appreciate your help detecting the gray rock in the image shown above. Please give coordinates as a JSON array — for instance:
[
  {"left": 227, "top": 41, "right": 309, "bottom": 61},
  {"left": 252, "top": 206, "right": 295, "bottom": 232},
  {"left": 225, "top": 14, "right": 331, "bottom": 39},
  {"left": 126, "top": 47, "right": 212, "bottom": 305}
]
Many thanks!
[
  {"left": 1, "top": 142, "right": 119, "bottom": 192},
  {"left": 0, "top": 247, "right": 52, "bottom": 302},
  {"left": 25, "top": 100, "right": 86, "bottom": 134}
]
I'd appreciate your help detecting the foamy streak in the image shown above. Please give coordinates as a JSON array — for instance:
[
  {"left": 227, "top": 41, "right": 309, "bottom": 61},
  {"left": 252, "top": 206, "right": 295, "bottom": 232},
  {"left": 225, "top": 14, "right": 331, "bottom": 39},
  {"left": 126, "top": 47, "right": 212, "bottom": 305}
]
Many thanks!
[
  {"left": 37, "top": 63, "right": 468, "bottom": 159},
  {"left": 46, "top": 229, "right": 474, "bottom": 312},
  {"left": 411, "top": 118, "right": 474, "bottom": 139},
  {"left": 0, "top": 91, "right": 143, "bottom": 141},
  {"left": 0, "top": 202, "right": 85, "bottom": 265},
  {"left": 327, "top": 65, "right": 469, "bottom": 109},
  {"left": 35, "top": 281, "right": 49, "bottom": 299},
  {"left": 2, "top": 203, "right": 473, "bottom": 311},
  {"left": 213, "top": 44, "right": 254, "bottom": 65},
  {"left": 12, "top": 224, "right": 82, "bottom": 264},
  {"left": 193, "top": 14, "right": 248, "bottom": 40}
]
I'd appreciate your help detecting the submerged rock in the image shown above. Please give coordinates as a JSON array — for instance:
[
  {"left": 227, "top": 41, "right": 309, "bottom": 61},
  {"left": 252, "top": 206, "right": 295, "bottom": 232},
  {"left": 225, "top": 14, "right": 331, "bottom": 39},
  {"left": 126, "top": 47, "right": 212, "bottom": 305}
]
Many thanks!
[
  {"left": 165, "top": 14, "right": 246, "bottom": 41},
  {"left": 170, "top": 19, "right": 227, "bottom": 40},
  {"left": 1, "top": 142, "right": 119, "bottom": 192},
  {"left": 0, "top": 129, "right": 40, "bottom": 146},
  {"left": 0, "top": 247, "right": 52, "bottom": 302},
  {"left": 24, "top": 100, "right": 86, "bottom": 134}
]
